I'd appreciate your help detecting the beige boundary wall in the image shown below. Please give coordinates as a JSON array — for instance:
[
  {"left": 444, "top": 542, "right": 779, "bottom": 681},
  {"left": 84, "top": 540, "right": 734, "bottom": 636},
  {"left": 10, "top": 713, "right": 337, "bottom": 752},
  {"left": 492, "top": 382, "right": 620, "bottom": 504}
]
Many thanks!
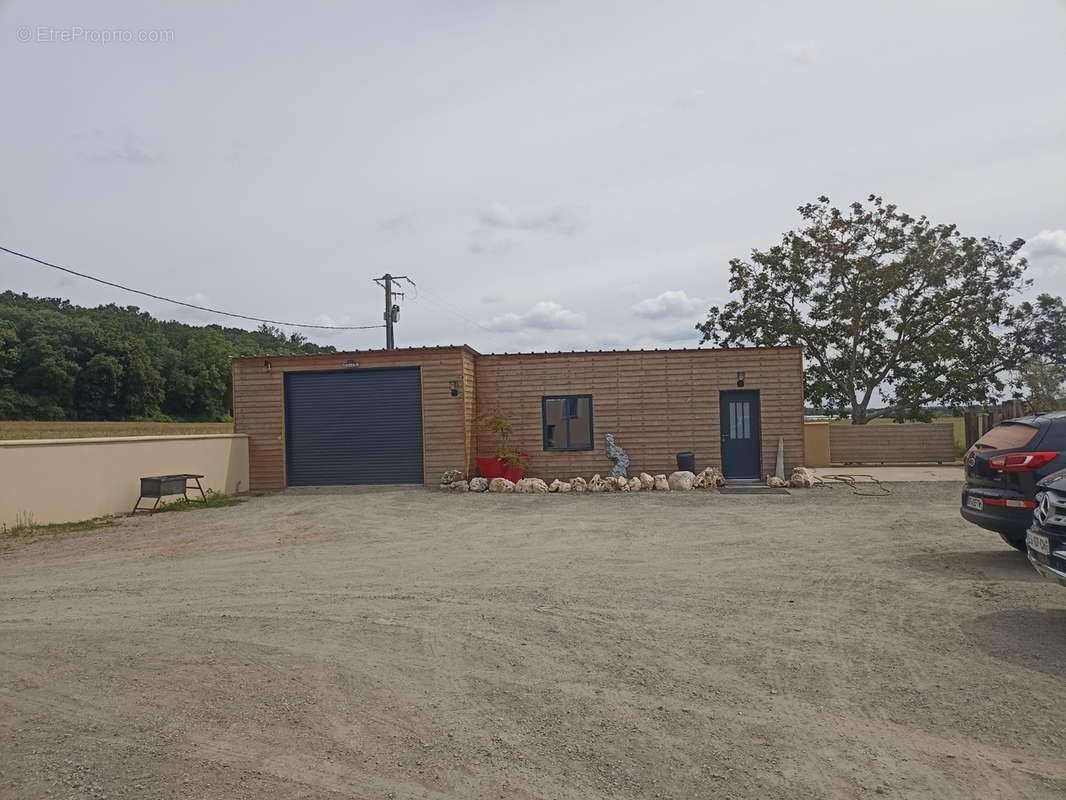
[{"left": 0, "top": 434, "right": 249, "bottom": 528}]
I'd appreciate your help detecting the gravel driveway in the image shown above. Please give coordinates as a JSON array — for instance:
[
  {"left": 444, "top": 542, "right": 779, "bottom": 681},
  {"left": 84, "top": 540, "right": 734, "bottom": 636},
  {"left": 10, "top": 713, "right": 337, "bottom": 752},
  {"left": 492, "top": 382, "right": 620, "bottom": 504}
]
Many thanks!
[{"left": 2, "top": 483, "right": 1064, "bottom": 799}]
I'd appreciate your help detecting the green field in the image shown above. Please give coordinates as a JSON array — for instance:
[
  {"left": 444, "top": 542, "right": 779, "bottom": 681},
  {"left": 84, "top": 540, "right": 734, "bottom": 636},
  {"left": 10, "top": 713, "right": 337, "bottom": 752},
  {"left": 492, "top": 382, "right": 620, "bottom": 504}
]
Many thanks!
[
  {"left": 827, "top": 416, "right": 966, "bottom": 451},
  {"left": 0, "top": 421, "right": 235, "bottom": 440}
]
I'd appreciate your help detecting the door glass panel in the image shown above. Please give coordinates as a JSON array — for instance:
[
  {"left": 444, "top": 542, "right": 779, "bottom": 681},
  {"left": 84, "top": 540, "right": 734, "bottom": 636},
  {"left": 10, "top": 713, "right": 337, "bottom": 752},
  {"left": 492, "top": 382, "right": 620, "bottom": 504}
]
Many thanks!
[{"left": 728, "top": 401, "right": 751, "bottom": 440}]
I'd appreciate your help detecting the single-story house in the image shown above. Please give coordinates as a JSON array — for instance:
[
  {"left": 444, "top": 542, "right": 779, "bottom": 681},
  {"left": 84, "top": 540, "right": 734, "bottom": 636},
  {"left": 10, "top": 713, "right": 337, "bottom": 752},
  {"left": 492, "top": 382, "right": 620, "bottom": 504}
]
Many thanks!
[{"left": 232, "top": 345, "right": 804, "bottom": 490}]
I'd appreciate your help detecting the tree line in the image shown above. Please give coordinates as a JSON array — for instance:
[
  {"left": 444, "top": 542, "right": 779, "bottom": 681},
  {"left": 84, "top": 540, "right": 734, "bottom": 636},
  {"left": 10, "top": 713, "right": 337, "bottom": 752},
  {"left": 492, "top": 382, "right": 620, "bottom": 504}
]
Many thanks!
[{"left": 0, "top": 292, "right": 335, "bottom": 421}]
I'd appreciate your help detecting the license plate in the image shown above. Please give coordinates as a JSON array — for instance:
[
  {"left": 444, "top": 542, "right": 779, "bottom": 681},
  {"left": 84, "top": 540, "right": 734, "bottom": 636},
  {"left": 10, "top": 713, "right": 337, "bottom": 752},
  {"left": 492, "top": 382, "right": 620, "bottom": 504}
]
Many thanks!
[
  {"left": 1027, "top": 531, "right": 1050, "bottom": 556},
  {"left": 966, "top": 496, "right": 984, "bottom": 510}
]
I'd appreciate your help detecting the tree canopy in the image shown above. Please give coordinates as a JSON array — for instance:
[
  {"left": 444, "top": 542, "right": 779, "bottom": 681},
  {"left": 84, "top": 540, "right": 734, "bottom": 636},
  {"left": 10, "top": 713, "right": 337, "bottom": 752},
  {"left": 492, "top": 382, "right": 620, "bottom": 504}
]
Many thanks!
[
  {"left": 697, "top": 196, "right": 1066, "bottom": 423},
  {"left": 0, "top": 292, "right": 336, "bottom": 421}
]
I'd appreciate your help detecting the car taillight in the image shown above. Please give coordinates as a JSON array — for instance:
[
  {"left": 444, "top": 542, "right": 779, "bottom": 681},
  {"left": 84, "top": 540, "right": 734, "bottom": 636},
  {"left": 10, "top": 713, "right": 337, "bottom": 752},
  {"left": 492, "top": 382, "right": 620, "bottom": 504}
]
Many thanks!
[
  {"left": 983, "top": 498, "right": 1036, "bottom": 508},
  {"left": 988, "top": 452, "right": 1059, "bottom": 472}
]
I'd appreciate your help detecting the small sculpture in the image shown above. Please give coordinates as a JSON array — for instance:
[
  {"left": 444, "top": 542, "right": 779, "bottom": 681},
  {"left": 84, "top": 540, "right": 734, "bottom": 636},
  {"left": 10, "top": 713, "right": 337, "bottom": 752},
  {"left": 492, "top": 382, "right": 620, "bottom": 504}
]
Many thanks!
[{"left": 605, "top": 434, "right": 629, "bottom": 478}]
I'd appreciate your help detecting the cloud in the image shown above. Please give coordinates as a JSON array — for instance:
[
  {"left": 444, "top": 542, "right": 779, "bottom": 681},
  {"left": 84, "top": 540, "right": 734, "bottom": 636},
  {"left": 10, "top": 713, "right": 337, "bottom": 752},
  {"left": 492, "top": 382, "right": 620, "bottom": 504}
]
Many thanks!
[
  {"left": 173, "top": 292, "right": 220, "bottom": 324},
  {"left": 645, "top": 321, "right": 704, "bottom": 344},
  {"left": 1021, "top": 229, "right": 1066, "bottom": 279},
  {"left": 787, "top": 41, "right": 823, "bottom": 65},
  {"left": 631, "top": 290, "right": 706, "bottom": 319},
  {"left": 223, "top": 139, "right": 244, "bottom": 163},
  {"left": 482, "top": 301, "right": 585, "bottom": 332},
  {"left": 1022, "top": 229, "right": 1066, "bottom": 260},
  {"left": 77, "top": 133, "right": 164, "bottom": 164},
  {"left": 376, "top": 213, "right": 415, "bottom": 233},
  {"left": 673, "top": 89, "right": 707, "bottom": 108},
  {"left": 468, "top": 229, "right": 515, "bottom": 254},
  {"left": 468, "top": 202, "right": 586, "bottom": 254},
  {"left": 477, "top": 202, "right": 585, "bottom": 235},
  {"left": 298, "top": 312, "right": 363, "bottom": 340}
]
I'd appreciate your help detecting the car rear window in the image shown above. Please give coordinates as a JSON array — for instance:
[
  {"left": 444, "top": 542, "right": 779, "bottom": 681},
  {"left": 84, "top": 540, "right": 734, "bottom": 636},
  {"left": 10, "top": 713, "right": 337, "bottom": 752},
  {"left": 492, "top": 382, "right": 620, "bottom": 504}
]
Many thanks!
[{"left": 971, "top": 422, "right": 1039, "bottom": 451}]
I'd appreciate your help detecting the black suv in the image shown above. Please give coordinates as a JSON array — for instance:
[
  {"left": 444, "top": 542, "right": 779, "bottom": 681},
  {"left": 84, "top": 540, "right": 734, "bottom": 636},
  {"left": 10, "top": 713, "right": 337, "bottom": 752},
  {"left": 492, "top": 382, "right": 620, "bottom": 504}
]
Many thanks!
[
  {"left": 960, "top": 411, "right": 1066, "bottom": 550},
  {"left": 1027, "top": 470, "right": 1066, "bottom": 586}
]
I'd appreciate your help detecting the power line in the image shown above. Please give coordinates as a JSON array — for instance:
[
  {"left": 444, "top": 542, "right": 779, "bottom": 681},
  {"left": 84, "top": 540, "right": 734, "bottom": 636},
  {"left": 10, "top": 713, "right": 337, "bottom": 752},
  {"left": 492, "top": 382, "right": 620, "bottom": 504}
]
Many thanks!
[
  {"left": 412, "top": 286, "right": 501, "bottom": 335},
  {"left": 0, "top": 244, "right": 386, "bottom": 331}
]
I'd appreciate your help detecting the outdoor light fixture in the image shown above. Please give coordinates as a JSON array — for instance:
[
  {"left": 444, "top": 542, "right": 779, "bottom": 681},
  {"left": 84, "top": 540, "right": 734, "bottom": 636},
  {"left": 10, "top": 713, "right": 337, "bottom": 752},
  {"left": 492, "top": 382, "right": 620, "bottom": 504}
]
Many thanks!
[
  {"left": 736, "top": 371, "right": 745, "bottom": 387},
  {"left": 449, "top": 378, "right": 461, "bottom": 397},
  {"left": 263, "top": 359, "right": 271, "bottom": 371},
  {"left": 344, "top": 359, "right": 359, "bottom": 368}
]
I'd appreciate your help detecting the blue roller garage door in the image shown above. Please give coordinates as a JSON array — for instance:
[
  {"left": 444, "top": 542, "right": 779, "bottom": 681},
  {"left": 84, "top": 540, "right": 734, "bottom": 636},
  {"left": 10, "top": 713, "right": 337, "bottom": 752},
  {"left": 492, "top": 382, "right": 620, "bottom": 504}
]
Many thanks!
[{"left": 284, "top": 367, "right": 423, "bottom": 485}]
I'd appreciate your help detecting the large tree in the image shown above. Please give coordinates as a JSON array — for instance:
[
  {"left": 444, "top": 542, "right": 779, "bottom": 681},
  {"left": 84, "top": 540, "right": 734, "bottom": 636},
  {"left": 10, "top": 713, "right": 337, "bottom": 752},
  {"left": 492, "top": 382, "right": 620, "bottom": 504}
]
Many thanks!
[{"left": 697, "top": 195, "right": 1066, "bottom": 423}]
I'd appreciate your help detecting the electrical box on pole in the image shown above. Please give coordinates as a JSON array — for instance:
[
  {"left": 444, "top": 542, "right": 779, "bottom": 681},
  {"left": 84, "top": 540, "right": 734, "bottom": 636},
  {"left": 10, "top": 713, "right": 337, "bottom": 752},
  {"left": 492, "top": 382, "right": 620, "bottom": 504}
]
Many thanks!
[{"left": 373, "top": 274, "right": 414, "bottom": 350}]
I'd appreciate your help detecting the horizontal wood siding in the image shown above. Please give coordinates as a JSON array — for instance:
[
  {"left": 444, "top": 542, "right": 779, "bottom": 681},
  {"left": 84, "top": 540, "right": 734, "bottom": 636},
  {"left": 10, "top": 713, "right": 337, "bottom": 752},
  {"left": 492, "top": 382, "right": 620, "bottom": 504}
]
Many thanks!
[
  {"left": 828, "top": 423, "right": 956, "bottom": 464},
  {"left": 236, "top": 345, "right": 804, "bottom": 490},
  {"left": 233, "top": 348, "right": 471, "bottom": 490},
  {"left": 475, "top": 348, "right": 804, "bottom": 480}
]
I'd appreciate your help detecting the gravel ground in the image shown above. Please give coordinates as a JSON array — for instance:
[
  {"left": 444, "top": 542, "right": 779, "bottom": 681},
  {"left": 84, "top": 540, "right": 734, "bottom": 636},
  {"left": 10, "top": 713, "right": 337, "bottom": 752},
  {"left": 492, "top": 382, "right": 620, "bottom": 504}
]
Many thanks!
[{"left": 1, "top": 483, "right": 1064, "bottom": 800}]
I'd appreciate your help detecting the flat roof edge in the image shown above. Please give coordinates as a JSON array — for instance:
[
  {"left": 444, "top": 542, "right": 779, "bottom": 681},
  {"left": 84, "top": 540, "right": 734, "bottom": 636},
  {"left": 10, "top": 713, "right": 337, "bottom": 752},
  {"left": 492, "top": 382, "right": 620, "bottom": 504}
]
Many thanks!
[
  {"left": 233, "top": 343, "right": 802, "bottom": 363},
  {"left": 232, "top": 344, "right": 480, "bottom": 363}
]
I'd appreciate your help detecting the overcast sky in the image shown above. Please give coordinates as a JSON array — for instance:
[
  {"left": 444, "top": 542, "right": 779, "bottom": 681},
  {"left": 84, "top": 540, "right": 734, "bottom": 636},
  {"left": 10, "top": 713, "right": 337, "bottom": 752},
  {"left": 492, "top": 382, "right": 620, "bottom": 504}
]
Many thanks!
[{"left": 1, "top": 1, "right": 1064, "bottom": 354}]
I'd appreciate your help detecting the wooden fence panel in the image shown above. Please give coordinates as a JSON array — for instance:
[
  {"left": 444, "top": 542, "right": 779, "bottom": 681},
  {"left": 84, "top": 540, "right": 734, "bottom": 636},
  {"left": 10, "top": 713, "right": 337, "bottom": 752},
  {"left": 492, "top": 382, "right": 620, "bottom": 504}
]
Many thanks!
[{"left": 828, "top": 423, "right": 956, "bottom": 464}]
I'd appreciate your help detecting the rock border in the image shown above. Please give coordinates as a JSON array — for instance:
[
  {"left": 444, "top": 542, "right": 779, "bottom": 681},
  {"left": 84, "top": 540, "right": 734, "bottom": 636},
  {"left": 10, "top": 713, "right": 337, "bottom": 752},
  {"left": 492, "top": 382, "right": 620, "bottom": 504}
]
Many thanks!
[{"left": 433, "top": 464, "right": 819, "bottom": 494}]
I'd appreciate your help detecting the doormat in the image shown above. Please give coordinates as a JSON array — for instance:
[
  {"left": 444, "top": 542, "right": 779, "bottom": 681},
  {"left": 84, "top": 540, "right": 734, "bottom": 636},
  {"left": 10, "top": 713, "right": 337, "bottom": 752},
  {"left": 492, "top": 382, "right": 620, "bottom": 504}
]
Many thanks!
[{"left": 719, "top": 484, "right": 791, "bottom": 495}]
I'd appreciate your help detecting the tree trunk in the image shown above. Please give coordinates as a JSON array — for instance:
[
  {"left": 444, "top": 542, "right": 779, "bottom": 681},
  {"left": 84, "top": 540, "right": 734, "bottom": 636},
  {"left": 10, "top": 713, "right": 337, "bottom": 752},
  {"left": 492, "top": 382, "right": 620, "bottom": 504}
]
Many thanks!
[{"left": 851, "top": 403, "right": 868, "bottom": 425}]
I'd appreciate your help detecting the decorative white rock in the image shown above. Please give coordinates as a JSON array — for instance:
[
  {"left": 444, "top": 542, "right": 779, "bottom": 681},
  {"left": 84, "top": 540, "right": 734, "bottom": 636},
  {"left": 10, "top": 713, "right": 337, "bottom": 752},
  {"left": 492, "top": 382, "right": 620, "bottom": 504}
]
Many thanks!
[
  {"left": 789, "top": 466, "right": 817, "bottom": 488},
  {"left": 668, "top": 471, "right": 696, "bottom": 491},
  {"left": 515, "top": 477, "right": 550, "bottom": 493},
  {"left": 489, "top": 478, "right": 515, "bottom": 493},
  {"left": 694, "top": 467, "right": 725, "bottom": 490},
  {"left": 653, "top": 474, "right": 670, "bottom": 491},
  {"left": 638, "top": 473, "right": 655, "bottom": 490},
  {"left": 469, "top": 477, "right": 489, "bottom": 492}
]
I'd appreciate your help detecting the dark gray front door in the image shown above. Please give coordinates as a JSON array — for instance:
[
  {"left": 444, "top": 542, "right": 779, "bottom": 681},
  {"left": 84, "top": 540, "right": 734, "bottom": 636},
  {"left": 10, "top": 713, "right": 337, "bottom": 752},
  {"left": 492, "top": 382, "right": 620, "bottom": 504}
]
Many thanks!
[
  {"left": 284, "top": 367, "right": 423, "bottom": 486},
  {"left": 720, "top": 390, "right": 761, "bottom": 479}
]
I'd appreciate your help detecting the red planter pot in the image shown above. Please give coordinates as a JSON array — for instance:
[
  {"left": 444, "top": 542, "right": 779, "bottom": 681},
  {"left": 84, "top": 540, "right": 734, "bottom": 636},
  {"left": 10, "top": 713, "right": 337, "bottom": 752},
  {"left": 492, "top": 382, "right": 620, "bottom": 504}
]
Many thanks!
[
  {"left": 501, "top": 465, "right": 526, "bottom": 482},
  {"left": 475, "top": 456, "right": 526, "bottom": 483}
]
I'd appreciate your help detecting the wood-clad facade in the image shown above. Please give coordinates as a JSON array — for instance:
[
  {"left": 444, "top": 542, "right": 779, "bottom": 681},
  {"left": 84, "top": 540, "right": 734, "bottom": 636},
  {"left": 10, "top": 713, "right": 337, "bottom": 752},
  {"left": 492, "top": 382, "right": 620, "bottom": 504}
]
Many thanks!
[
  {"left": 233, "top": 345, "right": 803, "bottom": 490},
  {"left": 475, "top": 348, "right": 804, "bottom": 479},
  {"left": 233, "top": 347, "right": 475, "bottom": 491}
]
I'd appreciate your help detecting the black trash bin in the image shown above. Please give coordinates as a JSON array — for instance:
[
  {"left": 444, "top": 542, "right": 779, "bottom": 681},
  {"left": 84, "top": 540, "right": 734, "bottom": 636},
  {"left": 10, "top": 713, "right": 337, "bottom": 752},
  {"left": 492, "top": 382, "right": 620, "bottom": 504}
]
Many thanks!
[{"left": 676, "top": 451, "right": 696, "bottom": 473}]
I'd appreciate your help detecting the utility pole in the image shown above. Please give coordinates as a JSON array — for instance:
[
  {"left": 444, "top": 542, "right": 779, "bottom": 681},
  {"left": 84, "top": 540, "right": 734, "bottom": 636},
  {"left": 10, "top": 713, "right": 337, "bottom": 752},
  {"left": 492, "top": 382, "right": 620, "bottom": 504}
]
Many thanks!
[
  {"left": 373, "top": 274, "right": 413, "bottom": 350},
  {"left": 383, "top": 273, "right": 395, "bottom": 349}
]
